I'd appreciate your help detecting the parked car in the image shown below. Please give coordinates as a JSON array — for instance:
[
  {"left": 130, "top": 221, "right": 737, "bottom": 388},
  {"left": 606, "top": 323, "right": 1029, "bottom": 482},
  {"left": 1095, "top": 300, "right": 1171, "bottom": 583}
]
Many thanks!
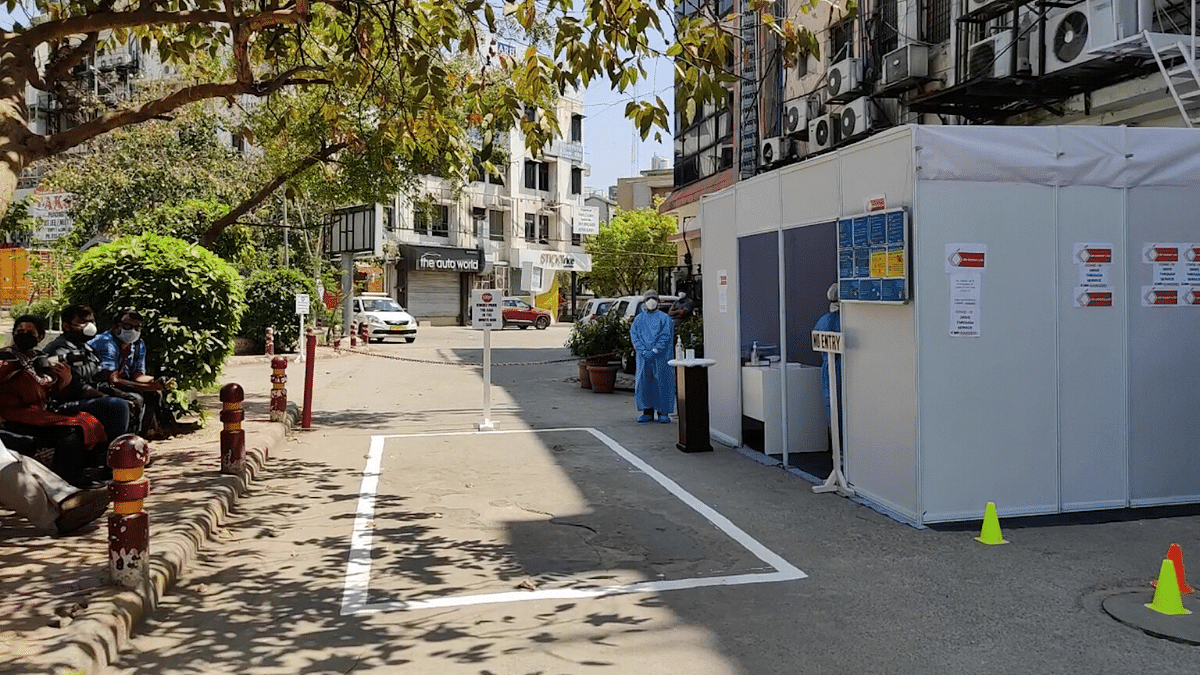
[
  {"left": 578, "top": 297, "right": 616, "bottom": 324},
  {"left": 502, "top": 297, "right": 552, "bottom": 329},
  {"left": 608, "top": 294, "right": 679, "bottom": 372},
  {"left": 351, "top": 293, "right": 417, "bottom": 343}
]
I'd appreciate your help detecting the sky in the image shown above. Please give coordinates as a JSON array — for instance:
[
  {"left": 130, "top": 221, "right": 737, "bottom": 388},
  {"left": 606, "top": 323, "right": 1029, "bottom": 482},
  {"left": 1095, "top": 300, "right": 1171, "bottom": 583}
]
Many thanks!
[{"left": 0, "top": 4, "right": 674, "bottom": 192}]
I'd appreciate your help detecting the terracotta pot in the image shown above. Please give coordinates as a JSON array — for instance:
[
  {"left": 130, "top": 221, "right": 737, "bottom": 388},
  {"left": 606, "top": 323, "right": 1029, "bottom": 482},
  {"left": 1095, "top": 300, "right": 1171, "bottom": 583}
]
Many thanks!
[
  {"left": 578, "top": 360, "right": 593, "bottom": 389},
  {"left": 587, "top": 365, "right": 620, "bottom": 394}
]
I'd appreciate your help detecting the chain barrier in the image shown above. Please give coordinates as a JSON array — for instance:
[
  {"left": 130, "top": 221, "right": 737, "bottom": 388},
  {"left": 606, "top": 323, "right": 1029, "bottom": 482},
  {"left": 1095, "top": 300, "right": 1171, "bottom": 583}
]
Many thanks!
[{"left": 316, "top": 343, "right": 615, "bottom": 367}]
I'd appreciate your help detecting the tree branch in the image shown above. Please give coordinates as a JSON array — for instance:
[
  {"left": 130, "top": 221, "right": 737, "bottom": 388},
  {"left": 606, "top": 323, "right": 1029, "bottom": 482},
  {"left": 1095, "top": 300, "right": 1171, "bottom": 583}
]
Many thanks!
[
  {"left": 199, "top": 141, "right": 348, "bottom": 249},
  {"left": 19, "top": 4, "right": 312, "bottom": 48}
]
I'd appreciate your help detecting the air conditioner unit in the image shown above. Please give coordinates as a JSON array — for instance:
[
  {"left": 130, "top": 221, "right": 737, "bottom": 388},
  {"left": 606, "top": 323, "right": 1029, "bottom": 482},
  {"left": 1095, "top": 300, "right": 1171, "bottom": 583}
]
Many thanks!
[
  {"left": 837, "top": 98, "right": 878, "bottom": 142},
  {"left": 882, "top": 43, "right": 930, "bottom": 87},
  {"left": 827, "top": 57, "right": 864, "bottom": 101},
  {"left": 760, "top": 136, "right": 793, "bottom": 167},
  {"left": 1044, "top": 0, "right": 1125, "bottom": 74},
  {"left": 967, "top": 32, "right": 1031, "bottom": 79},
  {"left": 782, "top": 97, "right": 821, "bottom": 138},
  {"left": 808, "top": 113, "right": 840, "bottom": 152}
]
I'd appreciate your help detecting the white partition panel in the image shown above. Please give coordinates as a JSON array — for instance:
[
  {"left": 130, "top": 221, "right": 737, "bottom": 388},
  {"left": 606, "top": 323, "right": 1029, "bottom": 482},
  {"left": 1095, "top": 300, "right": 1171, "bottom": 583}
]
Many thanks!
[
  {"left": 915, "top": 181, "right": 1060, "bottom": 522},
  {"left": 841, "top": 302, "right": 919, "bottom": 520},
  {"left": 838, "top": 129, "right": 914, "bottom": 216},
  {"left": 778, "top": 156, "right": 840, "bottom": 228},
  {"left": 701, "top": 192, "right": 742, "bottom": 447},
  {"left": 1125, "top": 187, "right": 1200, "bottom": 505},
  {"left": 735, "top": 174, "right": 783, "bottom": 237},
  {"left": 1055, "top": 187, "right": 1128, "bottom": 511}
]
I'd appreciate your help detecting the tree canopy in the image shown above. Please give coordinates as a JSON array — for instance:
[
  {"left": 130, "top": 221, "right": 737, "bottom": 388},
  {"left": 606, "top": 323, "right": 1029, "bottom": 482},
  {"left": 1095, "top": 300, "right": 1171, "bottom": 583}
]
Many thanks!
[
  {"left": 584, "top": 206, "right": 677, "bottom": 297},
  {"left": 0, "top": 0, "right": 817, "bottom": 230}
]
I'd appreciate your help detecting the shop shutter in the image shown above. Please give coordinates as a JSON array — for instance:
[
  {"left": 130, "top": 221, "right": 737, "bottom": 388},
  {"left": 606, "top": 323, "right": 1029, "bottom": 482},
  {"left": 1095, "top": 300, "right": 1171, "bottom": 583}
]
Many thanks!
[{"left": 407, "top": 270, "right": 460, "bottom": 323}]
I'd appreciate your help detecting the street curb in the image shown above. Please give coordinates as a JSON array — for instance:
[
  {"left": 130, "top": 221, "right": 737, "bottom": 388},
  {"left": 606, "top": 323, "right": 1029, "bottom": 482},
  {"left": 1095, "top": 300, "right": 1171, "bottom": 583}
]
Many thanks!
[{"left": 27, "top": 419, "right": 292, "bottom": 675}]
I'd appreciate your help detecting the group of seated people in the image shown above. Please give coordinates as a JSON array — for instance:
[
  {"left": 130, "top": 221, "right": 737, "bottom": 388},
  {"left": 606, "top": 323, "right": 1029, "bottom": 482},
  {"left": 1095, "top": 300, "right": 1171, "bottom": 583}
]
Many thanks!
[{"left": 0, "top": 306, "right": 175, "bottom": 533}]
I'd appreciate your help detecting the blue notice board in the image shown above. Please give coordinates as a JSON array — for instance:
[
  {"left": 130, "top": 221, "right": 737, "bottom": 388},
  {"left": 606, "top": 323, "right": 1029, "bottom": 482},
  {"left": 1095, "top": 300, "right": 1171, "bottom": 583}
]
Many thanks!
[{"left": 837, "top": 207, "right": 909, "bottom": 304}]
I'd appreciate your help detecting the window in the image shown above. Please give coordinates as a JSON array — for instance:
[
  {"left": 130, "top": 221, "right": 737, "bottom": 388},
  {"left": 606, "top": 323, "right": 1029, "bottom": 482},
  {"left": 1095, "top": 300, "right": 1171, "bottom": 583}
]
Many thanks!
[
  {"left": 538, "top": 214, "right": 550, "bottom": 242},
  {"left": 475, "top": 157, "right": 506, "bottom": 185},
  {"left": 524, "top": 213, "right": 537, "bottom": 241},
  {"left": 383, "top": 206, "right": 396, "bottom": 232},
  {"left": 880, "top": 0, "right": 899, "bottom": 55},
  {"left": 570, "top": 114, "right": 583, "bottom": 142},
  {"left": 432, "top": 205, "right": 449, "bottom": 237},
  {"left": 830, "top": 21, "right": 854, "bottom": 62},
  {"left": 524, "top": 105, "right": 537, "bottom": 123},
  {"left": 414, "top": 207, "right": 429, "bottom": 234},
  {"left": 672, "top": 83, "right": 734, "bottom": 189},
  {"left": 489, "top": 210, "right": 505, "bottom": 241},
  {"left": 924, "top": 0, "right": 951, "bottom": 44},
  {"left": 525, "top": 159, "right": 550, "bottom": 190},
  {"left": 471, "top": 207, "right": 486, "bottom": 237},
  {"left": 571, "top": 167, "right": 582, "bottom": 195}
]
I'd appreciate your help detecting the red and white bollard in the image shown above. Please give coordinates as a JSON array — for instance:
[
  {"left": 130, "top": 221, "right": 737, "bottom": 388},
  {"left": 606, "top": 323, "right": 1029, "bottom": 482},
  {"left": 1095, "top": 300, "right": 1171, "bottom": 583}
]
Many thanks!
[
  {"left": 108, "top": 434, "right": 150, "bottom": 589},
  {"left": 265, "top": 327, "right": 274, "bottom": 356},
  {"left": 270, "top": 356, "right": 288, "bottom": 423},
  {"left": 220, "top": 383, "right": 245, "bottom": 475},
  {"left": 358, "top": 322, "right": 369, "bottom": 344}
]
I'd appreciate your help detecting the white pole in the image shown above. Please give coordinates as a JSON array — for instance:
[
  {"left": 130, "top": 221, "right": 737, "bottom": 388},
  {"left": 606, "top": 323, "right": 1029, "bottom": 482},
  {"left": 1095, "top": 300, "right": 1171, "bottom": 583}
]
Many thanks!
[
  {"left": 813, "top": 352, "right": 854, "bottom": 496},
  {"left": 477, "top": 327, "right": 495, "bottom": 430},
  {"left": 296, "top": 312, "right": 305, "bottom": 363}
]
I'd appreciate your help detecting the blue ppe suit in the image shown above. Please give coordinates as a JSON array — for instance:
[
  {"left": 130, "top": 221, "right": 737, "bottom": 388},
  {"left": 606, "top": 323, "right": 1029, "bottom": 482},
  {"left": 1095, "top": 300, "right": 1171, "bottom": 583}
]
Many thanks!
[
  {"left": 630, "top": 308, "right": 676, "bottom": 414},
  {"left": 813, "top": 309, "right": 842, "bottom": 420}
]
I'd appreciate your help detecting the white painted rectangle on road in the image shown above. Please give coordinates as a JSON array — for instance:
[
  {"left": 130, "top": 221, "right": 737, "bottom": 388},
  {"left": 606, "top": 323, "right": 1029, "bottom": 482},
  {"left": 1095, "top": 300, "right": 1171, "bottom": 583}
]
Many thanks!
[{"left": 340, "top": 428, "right": 806, "bottom": 615}]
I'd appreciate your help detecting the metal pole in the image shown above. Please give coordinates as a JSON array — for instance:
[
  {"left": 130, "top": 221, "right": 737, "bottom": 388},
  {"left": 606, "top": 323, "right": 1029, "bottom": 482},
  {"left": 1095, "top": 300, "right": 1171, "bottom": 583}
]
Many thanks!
[
  {"left": 296, "top": 312, "right": 305, "bottom": 363},
  {"left": 342, "top": 254, "right": 354, "bottom": 340},
  {"left": 302, "top": 329, "right": 317, "bottom": 429},
  {"left": 813, "top": 353, "right": 854, "bottom": 496},
  {"left": 477, "top": 327, "right": 495, "bottom": 430},
  {"left": 570, "top": 271, "right": 577, "bottom": 320}
]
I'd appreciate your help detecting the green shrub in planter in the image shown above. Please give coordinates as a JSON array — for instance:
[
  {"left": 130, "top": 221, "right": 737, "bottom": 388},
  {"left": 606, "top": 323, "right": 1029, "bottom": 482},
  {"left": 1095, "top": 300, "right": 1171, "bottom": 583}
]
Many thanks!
[
  {"left": 677, "top": 316, "right": 703, "bottom": 356},
  {"left": 8, "top": 297, "right": 60, "bottom": 325},
  {"left": 240, "top": 269, "right": 318, "bottom": 353},
  {"left": 61, "top": 233, "right": 246, "bottom": 401}
]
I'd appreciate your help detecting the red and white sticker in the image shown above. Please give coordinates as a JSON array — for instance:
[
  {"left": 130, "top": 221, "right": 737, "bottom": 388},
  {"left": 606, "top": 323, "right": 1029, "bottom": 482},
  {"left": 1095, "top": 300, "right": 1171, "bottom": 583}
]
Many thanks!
[
  {"left": 1142, "top": 286, "right": 1179, "bottom": 307},
  {"left": 1075, "top": 245, "right": 1113, "bottom": 264},
  {"left": 1075, "top": 289, "right": 1113, "bottom": 307},
  {"left": 945, "top": 243, "right": 987, "bottom": 273},
  {"left": 1144, "top": 244, "right": 1181, "bottom": 264}
]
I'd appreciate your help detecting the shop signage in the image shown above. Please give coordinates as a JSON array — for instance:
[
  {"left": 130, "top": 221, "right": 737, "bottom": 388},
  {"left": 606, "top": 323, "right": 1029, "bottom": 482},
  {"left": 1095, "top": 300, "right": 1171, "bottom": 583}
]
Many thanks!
[
  {"left": 515, "top": 248, "right": 593, "bottom": 272},
  {"left": 403, "top": 244, "right": 482, "bottom": 272}
]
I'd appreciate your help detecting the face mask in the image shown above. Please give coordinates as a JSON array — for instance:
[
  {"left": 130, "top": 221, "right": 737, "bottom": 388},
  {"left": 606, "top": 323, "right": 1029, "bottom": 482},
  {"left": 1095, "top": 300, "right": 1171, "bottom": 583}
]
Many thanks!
[
  {"left": 644, "top": 299, "right": 659, "bottom": 311},
  {"left": 830, "top": 302, "right": 840, "bottom": 313},
  {"left": 82, "top": 322, "right": 98, "bottom": 337},
  {"left": 13, "top": 333, "right": 38, "bottom": 351},
  {"left": 119, "top": 328, "right": 141, "bottom": 344}
]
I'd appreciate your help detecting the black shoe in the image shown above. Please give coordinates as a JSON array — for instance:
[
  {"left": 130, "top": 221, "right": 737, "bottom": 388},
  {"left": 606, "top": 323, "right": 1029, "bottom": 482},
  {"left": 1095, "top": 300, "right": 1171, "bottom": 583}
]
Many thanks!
[{"left": 55, "top": 488, "right": 110, "bottom": 535}]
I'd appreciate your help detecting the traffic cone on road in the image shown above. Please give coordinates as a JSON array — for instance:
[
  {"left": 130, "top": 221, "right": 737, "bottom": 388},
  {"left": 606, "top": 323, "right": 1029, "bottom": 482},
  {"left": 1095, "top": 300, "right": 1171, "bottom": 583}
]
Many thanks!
[
  {"left": 974, "top": 501, "right": 1008, "bottom": 545},
  {"left": 1146, "top": 558, "right": 1192, "bottom": 615},
  {"left": 1151, "top": 543, "right": 1195, "bottom": 595}
]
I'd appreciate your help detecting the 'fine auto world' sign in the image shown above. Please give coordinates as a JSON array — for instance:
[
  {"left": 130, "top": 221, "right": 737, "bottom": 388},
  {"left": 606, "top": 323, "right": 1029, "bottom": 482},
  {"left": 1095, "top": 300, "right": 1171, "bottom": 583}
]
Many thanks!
[{"left": 403, "top": 245, "right": 483, "bottom": 272}]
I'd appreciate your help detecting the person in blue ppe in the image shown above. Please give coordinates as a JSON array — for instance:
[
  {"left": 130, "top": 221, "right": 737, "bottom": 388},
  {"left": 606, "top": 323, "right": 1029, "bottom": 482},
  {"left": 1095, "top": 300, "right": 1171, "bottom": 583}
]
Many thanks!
[
  {"left": 813, "top": 283, "right": 842, "bottom": 449},
  {"left": 630, "top": 289, "right": 675, "bottom": 423}
]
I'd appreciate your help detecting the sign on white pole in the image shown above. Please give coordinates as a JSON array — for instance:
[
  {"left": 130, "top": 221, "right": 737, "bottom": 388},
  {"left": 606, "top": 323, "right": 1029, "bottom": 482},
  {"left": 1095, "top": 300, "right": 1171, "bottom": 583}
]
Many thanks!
[
  {"left": 574, "top": 206, "right": 600, "bottom": 235},
  {"left": 295, "top": 293, "right": 311, "bottom": 315},
  {"left": 811, "top": 330, "right": 853, "bottom": 497},
  {"left": 471, "top": 289, "right": 500, "bottom": 430},
  {"left": 295, "top": 293, "right": 310, "bottom": 363}
]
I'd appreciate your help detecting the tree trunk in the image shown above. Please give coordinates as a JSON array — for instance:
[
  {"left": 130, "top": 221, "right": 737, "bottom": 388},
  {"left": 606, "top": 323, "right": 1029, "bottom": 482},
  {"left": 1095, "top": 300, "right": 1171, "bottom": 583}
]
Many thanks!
[
  {"left": 199, "top": 142, "right": 346, "bottom": 249},
  {"left": 0, "top": 45, "right": 41, "bottom": 222}
]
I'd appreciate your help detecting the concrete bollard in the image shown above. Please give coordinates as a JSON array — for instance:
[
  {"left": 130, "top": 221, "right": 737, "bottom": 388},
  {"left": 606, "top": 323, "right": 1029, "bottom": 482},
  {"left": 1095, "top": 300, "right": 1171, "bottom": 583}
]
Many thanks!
[
  {"left": 219, "top": 383, "right": 246, "bottom": 475},
  {"left": 270, "top": 357, "right": 288, "bottom": 423},
  {"left": 264, "top": 327, "right": 274, "bottom": 356},
  {"left": 358, "top": 322, "right": 369, "bottom": 344},
  {"left": 108, "top": 434, "right": 150, "bottom": 589}
]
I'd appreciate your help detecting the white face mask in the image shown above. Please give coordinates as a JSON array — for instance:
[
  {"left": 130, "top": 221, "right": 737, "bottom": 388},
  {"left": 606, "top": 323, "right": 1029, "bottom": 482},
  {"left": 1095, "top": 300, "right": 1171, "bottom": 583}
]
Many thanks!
[
  {"left": 644, "top": 299, "right": 659, "bottom": 311},
  {"left": 82, "top": 322, "right": 98, "bottom": 337},
  {"left": 830, "top": 302, "right": 840, "bottom": 313},
  {"left": 119, "top": 328, "right": 141, "bottom": 344}
]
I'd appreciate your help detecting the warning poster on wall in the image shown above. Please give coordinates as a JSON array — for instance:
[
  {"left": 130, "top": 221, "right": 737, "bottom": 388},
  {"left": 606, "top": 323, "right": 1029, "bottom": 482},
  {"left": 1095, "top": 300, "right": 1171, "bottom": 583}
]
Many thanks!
[
  {"left": 1073, "top": 242, "right": 1114, "bottom": 308},
  {"left": 949, "top": 273, "right": 982, "bottom": 338},
  {"left": 1141, "top": 242, "right": 1196, "bottom": 307}
]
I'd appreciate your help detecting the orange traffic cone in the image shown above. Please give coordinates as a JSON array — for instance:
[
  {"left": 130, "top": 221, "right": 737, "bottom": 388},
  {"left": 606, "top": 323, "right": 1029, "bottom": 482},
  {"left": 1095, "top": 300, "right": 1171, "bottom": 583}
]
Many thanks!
[{"left": 1151, "top": 543, "right": 1195, "bottom": 596}]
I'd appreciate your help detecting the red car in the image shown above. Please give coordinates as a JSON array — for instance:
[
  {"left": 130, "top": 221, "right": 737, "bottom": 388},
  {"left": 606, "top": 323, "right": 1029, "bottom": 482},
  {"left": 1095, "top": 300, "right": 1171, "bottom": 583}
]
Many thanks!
[{"left": 502, "top": 297, "right": 552, "bottom": 329}]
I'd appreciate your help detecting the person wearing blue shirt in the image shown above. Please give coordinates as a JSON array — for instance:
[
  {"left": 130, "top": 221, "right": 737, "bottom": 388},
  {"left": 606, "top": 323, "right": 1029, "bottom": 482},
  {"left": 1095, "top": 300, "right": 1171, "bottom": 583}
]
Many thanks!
[
  {"left": 88, "top": 311, "right": 174, "bottom": 440},
  {"left": 630, "top": 289, "right": 676, "bottom": 423},
  {"left": 813, "top": 284, "right": 842, "bottom": 450}
]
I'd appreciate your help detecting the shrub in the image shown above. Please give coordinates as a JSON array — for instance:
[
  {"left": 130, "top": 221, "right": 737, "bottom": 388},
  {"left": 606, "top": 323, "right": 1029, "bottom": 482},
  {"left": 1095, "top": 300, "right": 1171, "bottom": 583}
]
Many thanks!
[
  {"left": 240, "top": 269, "right": 318, "bottom": 353},
  {"left": 9, "top": 297, "right": 60, "bottom": 325},
  {"left": 677, "top": 316, "right": 703, "bottom": 353},
  {"left": 61, "top": 233, "right": 246, "bottom": 398},
  {"left": 566, "top": 313, "right": 627, "bottom": 363}
]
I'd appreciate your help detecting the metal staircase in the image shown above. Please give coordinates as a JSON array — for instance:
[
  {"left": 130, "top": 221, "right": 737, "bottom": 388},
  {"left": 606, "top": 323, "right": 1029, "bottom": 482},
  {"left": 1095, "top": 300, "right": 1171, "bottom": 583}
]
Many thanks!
[{"left": 1143, "top": 1, "right": 1199, "bottom": 128}]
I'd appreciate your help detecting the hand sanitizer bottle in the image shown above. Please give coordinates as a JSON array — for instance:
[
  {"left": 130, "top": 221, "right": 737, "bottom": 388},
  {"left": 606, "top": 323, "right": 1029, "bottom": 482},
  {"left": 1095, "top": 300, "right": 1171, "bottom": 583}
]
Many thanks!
[{"left": 675, "top": 336, "right": 684, "bottom": 360}]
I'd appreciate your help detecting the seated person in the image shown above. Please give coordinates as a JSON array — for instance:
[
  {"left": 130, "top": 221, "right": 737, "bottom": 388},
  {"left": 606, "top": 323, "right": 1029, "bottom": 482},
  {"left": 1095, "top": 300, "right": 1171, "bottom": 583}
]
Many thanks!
[
  {"left": 0, "top": 315, "right": 109, "bottom": 487},
  {"left": 88, "top": 311, "right": 174, "bottom": 440},
  {"left": 44, "top": 304, "right": 135, "bottom": 444},
  {"left": 1, "top": 436, "right": 110, "bottom": 535}
]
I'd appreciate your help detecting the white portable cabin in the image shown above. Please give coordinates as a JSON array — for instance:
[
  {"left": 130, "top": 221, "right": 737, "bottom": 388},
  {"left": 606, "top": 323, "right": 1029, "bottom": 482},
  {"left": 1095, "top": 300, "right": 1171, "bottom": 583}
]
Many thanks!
[{"left": 700, "top": 125, "right": 1200, "bottom": 525}]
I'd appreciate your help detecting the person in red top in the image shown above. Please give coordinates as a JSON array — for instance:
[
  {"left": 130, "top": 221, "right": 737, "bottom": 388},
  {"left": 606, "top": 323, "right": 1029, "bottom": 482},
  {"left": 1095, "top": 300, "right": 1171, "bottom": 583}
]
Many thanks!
[{"left": 0, "top": 315, "right": 108, "bottom": 487}]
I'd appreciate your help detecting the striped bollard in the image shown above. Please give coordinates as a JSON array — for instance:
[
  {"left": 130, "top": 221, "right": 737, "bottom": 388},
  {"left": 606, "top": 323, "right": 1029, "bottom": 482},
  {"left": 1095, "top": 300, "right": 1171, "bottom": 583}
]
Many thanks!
[
  {"left": 220, "top": 383, "right": 245, "bottom": 475},
  {"left": 270, "top": 357, "right": 288, "bottom": 423},
  {"left": 265, "top": 327, "right": 274, "bottom": 356},
  {"left": 108, "top": 434, "right": 150, "bottom": 589}
]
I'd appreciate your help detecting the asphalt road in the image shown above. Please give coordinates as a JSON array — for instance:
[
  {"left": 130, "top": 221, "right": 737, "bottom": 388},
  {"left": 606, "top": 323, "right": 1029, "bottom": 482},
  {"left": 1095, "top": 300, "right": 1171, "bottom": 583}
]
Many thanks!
[{"left": 106, "top": 326, "right": 1200, "bottom": 674}]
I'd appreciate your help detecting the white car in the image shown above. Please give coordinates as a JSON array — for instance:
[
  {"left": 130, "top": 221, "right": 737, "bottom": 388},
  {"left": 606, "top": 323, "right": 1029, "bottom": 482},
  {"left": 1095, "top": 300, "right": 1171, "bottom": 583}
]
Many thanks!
[{"left": 351, "top": 293, "right": 418, "bottom": 343}]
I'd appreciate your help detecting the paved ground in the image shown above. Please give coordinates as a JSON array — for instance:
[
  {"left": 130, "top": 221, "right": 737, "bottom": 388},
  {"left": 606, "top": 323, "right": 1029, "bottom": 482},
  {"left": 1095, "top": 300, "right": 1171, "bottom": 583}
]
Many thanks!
[{"left": 80, "top": 326, "right": 1200, "bottom": 675}]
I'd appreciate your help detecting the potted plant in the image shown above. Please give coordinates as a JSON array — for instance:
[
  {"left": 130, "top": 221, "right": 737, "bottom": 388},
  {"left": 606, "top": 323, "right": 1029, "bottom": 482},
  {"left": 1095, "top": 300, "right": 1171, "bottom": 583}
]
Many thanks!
[
  {"left": 677, "top": 316, "right": 704, "bottom": 358},
  {"left": 584, "top": 313, "right": 625, "bottom": 393},
  {"left": 565, "top": 319, "right": 600, "bottom": 389}
]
